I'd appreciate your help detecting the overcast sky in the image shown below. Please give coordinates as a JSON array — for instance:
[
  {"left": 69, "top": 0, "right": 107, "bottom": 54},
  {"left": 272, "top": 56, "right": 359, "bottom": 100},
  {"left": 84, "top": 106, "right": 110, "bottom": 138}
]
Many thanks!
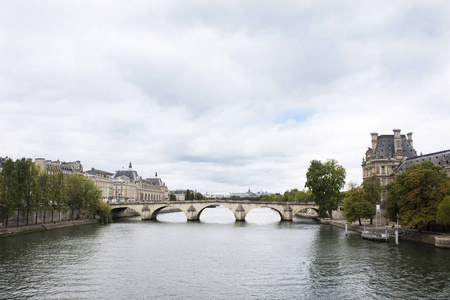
[{"left": 1, "top": 1, "right": 449, "bottom": 194}]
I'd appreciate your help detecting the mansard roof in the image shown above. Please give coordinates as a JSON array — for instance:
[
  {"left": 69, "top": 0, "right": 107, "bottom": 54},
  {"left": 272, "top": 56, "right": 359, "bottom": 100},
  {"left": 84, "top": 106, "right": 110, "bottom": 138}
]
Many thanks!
[
  {"left": 113, "top": 169, "right": 139, "bottom": 181},
  {"left": 374, "top": 135, "right": 417, "bottom": 159},
  {"left": 396, "top": 149, "right": 450, "bottom": 173},
  {"left": 144, "top": 177, "right": 163, "bottom": 186}
]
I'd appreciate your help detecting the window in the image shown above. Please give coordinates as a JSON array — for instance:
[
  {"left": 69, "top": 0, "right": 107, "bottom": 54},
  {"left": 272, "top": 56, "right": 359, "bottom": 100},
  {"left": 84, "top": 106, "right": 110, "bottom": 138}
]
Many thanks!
[
  {"left": 381, "top": 166, "right": 386, "bottom": 174},
  {"left": 382, "top": 178, "right": 386, "bottom": 186}
]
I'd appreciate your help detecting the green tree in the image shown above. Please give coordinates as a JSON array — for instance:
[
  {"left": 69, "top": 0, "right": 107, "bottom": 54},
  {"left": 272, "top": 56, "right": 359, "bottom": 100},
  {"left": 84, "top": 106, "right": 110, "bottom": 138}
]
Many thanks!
[
  {"left": 16, "top": 158, "right": 33, "bottom": 225},
  {"left": 65, "top": 175, "right": 85, "bottom": 219},
  {"left": 294, "top": 189, "right": 313, "bottom": 203},
  {"left": 169, "top": 193, "right": 176, "bottom": 201},
  {"left": 305, "top": 159, "right": 346, "bottom": 218},
  {"left": 83, "top": 178, "right": 102, "bottom": 218},
  {"left": 343, "top": 183, "right": 375, "bottom": 225},
  {"left": 194, "top": 192, "right": 204, "bottom": 200},
  {"left": 387, "top": 161, "right": 450, "bottom": 229},
  {"left": 97, "top": 200, "right": 112, "bottom": 224},
  {"left": 385, "top": 181, "right": 399, "bottom": 222},
  {"left": 51, "top": 171, "right": 66, "bottom": 221},
  {"left": 185, "top": 189, "right": 191, "bottom": 201},
  {"left": 362, "top": 175, "right": 381, "bottom": 224},
  {"left": 436, "top": 196, "right": 450, "bottom": 226},
  {"left": 0, "top": 159, "right": 18, "bottom": 227}
]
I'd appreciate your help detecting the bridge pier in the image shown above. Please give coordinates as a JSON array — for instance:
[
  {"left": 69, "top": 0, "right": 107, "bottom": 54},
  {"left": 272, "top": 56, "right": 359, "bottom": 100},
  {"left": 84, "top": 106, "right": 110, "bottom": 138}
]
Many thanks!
[
  {"left": 234, "top": 204, "right": 246, "bottom": 221},
  {"left": 140, "top": 205, "right": 157, "bottom": 220},
  {"left": 281, "top": 205, "right": 293, "bottom": 221},
  {"left": 186, "top": 205, "right": 199, "bottom": 221}
]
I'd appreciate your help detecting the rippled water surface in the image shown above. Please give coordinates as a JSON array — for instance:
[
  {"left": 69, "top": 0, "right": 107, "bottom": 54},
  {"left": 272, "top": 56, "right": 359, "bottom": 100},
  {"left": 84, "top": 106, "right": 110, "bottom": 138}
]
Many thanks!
[{"left": 1, "top": 207, "right": 449, "bottom": 299}]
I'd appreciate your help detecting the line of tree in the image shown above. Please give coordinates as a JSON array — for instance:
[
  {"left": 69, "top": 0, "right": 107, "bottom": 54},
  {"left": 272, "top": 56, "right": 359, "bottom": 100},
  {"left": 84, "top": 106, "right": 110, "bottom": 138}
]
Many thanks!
[
  {"left": 385, "top": 161, "right": 450, "bottom": 230},
  {"left": 185, "top": 189, "right": 205, "bottom": 200},
  {"left": 0, "top": 158, "right": 112, "bottom": 227},
  {"left": 258, "top": 189, "right": 313, "bottom": 202}
]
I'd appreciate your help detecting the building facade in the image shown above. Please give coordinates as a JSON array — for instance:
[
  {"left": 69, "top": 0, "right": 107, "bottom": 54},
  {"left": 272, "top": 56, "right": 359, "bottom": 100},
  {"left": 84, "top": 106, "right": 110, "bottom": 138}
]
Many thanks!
[
  {"left": 87, "top": 163, "right": 169, "bottom": 203},
  {"left": 362, "top": 129, "right": 450, "bottom": 202}
]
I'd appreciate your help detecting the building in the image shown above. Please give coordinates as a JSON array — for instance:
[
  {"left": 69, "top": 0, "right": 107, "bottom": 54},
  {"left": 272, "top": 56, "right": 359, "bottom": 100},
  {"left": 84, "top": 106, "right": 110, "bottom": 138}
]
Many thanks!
[
  {"left": 88, "top": 163, "right": 169, "bottom": 203},
  {"left": 34, "top": 158, "right": 84, "bottom": 175},
  {"left": 362, "top": 129, "right": 450, "bottom": 202}
]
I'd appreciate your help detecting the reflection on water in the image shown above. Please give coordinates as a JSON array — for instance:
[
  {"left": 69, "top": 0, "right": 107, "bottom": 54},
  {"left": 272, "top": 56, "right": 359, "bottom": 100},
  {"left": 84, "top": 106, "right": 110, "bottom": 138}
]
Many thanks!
[{"left": 1, "top": 207, "right": 449, "bottom": 299}]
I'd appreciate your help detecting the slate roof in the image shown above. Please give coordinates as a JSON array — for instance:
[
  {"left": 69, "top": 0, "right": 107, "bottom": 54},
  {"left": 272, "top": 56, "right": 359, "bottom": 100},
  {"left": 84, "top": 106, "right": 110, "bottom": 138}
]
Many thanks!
[
  {"left": 396, "top": 149, "right": 450, "bottom": 173},
  {"left": 374, "top": 135, "right": 417, "bottom": 159},
  {"left": 86, "top": 168, "right": 114, "bottom": 177},
  {"left": 144, "top": 177, "right": 163, "bottom": 186},
  {"left": 113, "top": 170, "right": 139, "bottom": 181}
]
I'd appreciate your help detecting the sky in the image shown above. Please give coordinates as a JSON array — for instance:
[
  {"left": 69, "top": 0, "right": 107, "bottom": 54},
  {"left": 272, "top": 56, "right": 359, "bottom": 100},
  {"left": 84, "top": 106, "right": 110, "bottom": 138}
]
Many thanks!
[{"left": 1, "top": 1, "right": 449, "bottom": 194}]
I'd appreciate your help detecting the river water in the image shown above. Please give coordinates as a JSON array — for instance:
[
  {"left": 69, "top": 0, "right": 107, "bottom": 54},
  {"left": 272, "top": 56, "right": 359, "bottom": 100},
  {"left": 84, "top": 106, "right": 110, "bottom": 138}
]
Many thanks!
[{"left": 0, "top": 207, "right": 449, "bottom": 299}]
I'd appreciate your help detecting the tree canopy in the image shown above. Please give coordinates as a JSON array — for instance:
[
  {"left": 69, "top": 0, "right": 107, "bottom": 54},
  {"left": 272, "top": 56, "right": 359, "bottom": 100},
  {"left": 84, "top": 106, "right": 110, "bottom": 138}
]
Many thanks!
[
  {"left": 343, "top": 180, "right": 379, "bottom": 225},
  {"left": 0, "top": 158, "right": 109, "bottom": 227},
  {"left": 305, "top": 159, "right": 346, "bottom": 218},
  {"left": 386, "top": 161, "right": 450, "bottom": 229}
]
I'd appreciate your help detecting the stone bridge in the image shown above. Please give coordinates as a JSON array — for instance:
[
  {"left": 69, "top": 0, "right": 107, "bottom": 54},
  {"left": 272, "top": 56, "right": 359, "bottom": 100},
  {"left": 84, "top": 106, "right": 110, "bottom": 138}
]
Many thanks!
[{"left": 109, "top": 200, "right": 321, "bottom": 222}]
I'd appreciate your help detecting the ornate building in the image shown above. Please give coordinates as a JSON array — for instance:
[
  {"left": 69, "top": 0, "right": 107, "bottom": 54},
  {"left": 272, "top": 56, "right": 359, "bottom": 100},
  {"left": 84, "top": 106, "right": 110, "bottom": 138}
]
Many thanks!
[
  {"left": 87, "top": 163, "right": 169, "bottom": 203},
  {"left": 362, "top": 129, "right": 450, "bottom": 202}
]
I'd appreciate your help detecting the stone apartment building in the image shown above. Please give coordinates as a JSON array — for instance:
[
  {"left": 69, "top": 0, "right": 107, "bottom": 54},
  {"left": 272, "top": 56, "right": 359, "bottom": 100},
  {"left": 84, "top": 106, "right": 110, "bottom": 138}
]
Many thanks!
[
  {"left": 87, "top": 163, "right": 169, "bottom": 203},
  {"left": 362, "top": 129, "right": 450, "bottom": 202}
]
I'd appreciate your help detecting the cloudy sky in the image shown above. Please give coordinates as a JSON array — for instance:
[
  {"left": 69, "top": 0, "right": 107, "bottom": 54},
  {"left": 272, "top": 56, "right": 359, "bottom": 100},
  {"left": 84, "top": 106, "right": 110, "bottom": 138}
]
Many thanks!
[{"left": 1, "top": 1, "right": 449, "bottom": 194}]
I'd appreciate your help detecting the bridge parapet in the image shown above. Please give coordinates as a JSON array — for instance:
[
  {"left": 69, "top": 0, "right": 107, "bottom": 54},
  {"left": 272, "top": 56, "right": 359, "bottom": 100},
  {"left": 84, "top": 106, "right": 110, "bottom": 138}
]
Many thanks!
[{"left": 109, "top": 200, "right": 322, "bottom": 222}]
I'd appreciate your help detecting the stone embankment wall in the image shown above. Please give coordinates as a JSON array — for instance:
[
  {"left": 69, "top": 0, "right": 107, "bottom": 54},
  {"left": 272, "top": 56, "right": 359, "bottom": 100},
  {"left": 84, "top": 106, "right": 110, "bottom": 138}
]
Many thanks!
[{"left": 0, "top": 207, "right": 90, "bottom": 228}]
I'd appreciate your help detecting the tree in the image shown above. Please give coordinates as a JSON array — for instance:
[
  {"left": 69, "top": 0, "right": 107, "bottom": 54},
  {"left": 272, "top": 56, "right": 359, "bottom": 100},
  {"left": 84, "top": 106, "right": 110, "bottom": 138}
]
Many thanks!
[
  {"left": 16, "top": 158, "right": 33, "bottom": 225},
  {"left": 194, "top": 192, "right": 204, "bottom": 200},
  {"left": 0, "top": 159, "right": 18, "bottom": 227},
  {"left": 343, "top": 183, "right": 375, "bottom": 225},
  {"left": 436, "top": 196, "right": 450, "bottom": 226},
  {"left": 387, "top": 161, "right": 450, "bottom": 229},
  {"left": 294, "top": 189, "right": 313, "bottom": 203},
  {"left": 185, "top": 189, "right": 191, "bottom": 201},
  {"left": 362, "top": 175, "right": 381, "bottom": 224},
  {"left": 51, "top": 171, "right": 66, "bottom": 221},
  {"left": 169, "top": 193, "right": 176, "bottom": 201},
  {"left": 305, "top": 159, "right": 346, "bottom": 218}
]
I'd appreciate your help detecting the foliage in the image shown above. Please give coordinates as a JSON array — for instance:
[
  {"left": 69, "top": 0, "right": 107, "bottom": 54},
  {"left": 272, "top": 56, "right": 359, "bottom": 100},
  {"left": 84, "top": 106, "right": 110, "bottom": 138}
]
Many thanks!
[
  {"left": 362, "top": 176, "right": 381, "bottom": 224},
  {"left": 343, "top": 183, "right": 375, "bottom": 225},
  {"left": 436, "top": 196, "right": 450, "bottom": 226},
  {"left": 169, "top": 193, "right": 176, "bottom": 201},
  {"left": 0, "top": 159, "right": 18, "bottom": 227},
  {"left": 97, "top": 200, "right": 113, "bottom": 224},
  {"left": 305, "top": 159, "right": 346, "bottom": 218},
  {"left": 194, "top": 192, "right": 204, "bottom": 200},
  {"left": 386, "top": 161, "right": 450, "bottom": 229},
  {"left": 185, "top": 189, "right": 191, "bottom": 201},
  {"left": 0, "top": 158, "right": 104, "bottom": 226}
]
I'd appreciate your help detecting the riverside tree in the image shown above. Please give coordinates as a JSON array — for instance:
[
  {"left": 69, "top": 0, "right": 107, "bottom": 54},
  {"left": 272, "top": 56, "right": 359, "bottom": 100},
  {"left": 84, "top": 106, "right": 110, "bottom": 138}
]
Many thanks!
[
  {"left": 386, "top": 161, "right": 450, "bottom": 229},
  {"left": 305, "top": 159, "right": 346, "bottom": 218},
  {"left": 361, "top": 175, "right": 381, "bottom": 224},
  {"left": 0, "top": 159, "right": 18, "bottom": 227},
  {"left": 343, "top": 183, "right": 376, "bottom": 225}
]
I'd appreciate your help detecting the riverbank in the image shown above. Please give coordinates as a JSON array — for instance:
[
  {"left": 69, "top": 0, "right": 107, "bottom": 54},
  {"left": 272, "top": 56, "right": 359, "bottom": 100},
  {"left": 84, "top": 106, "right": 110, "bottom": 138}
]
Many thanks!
[
  {"left": 0, "top": 219, "right": 100, "bottom": 237},
  {"left": 327, "top": 218, "right": 450, "bottom": 246}
]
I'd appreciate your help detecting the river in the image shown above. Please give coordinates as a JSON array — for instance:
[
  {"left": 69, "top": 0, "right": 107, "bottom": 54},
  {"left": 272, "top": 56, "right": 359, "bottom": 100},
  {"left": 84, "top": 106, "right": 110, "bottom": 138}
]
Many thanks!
[{"left": 0, "top": 207, "right": 449, "bottom": 299}]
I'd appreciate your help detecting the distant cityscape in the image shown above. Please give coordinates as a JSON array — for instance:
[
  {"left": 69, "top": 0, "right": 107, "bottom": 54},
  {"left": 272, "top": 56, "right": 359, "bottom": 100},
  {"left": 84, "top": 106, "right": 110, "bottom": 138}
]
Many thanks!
[
  {"left": 0, "top": 158, "right": 268, "bottom": 202},
  {"left": 1, "top": 129, "right": 449, "bottom": 205}
]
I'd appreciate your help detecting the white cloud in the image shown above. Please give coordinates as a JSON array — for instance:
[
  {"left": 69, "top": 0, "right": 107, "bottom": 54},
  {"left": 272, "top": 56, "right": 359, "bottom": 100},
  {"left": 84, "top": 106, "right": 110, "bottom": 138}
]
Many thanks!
[{"left": 1, "top": 0, "right": 449, "bottom": 193}]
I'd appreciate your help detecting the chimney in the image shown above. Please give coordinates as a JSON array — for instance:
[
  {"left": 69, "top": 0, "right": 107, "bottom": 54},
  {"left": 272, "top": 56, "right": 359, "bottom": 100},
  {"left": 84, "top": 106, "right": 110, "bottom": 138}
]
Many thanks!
[
  {"left": 393, "top": 129, "right": 401, "bottom": 153},
  {"left": 371, "top": 133, "right": 378, "bottom": 150},
  {"left": 407, "top": 132, "right": 413, "bottom": 148}
]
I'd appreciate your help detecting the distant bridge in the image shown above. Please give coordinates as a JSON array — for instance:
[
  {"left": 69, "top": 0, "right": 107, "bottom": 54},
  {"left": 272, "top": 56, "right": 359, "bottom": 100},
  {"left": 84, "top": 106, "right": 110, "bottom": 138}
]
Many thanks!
[{"left": 109, "top": 200, "right": 321, "bottom": 222}]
